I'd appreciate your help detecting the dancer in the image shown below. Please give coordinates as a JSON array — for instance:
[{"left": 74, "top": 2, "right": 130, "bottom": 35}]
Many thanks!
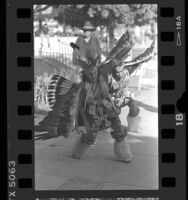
[{"left": 40, "top": 31, "right": 155, "bottom": 163}]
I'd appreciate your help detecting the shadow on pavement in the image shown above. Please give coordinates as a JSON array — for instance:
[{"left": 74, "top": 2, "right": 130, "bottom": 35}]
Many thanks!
[
  {"left": 35, "top": 131, "right": 60, "bottom": 141},
  {"left": 35, "top": 108, "right": 48, "bottom": 115},
  {"left": 35, "top": 125, "right": 59, "bottom": 141},
  {"left": 35, "top": 131, "right": 158, "bottom": 190},
  {"left": 136, "top": 100, "right": 158, "bottom": 113}
]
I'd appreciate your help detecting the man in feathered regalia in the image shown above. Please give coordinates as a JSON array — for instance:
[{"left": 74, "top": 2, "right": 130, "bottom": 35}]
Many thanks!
[{"left": 39, "top": 31, "right": 155, "bottom": 163}]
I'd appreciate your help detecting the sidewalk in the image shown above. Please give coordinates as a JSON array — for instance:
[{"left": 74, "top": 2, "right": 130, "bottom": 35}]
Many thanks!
[{"left": 35, "top": 87, "right": 158, "bottom": 190}]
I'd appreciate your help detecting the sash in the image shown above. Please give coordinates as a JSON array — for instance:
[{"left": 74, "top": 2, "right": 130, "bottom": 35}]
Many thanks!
[{"left": 99, "top": 74, "right": 109, "bottom": 98}]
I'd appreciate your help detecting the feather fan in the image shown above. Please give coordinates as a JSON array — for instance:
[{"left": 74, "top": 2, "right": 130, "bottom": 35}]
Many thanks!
[{"left": 39, "top": 75, "right": 82, "bottom": 138}]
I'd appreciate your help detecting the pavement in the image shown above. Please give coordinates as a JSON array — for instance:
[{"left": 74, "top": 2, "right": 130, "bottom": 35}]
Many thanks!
[{"left": 35, "top": 86, "right": 158, "bottom": 190}]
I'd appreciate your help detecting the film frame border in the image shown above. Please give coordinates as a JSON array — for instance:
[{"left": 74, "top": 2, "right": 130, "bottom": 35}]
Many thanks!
[{"left": 7, "top": 0, "right": 186, "bottom": 199}]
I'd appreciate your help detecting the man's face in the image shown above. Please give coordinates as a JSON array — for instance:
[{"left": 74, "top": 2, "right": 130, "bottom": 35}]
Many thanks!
[
  {"left": 84, "top": 30, "right": 91, "bottom": 38},
  {"left": 86, "top": 66, "right": 98, "bottom": 82}
]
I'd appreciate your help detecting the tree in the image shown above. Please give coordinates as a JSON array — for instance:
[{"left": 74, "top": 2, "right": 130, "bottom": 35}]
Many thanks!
[
  {"left": 130, "top": 4, "right": 157, "bottom": 26},
  {"left": 34, "top": 4, "right": 157, "bottom": 49},
  {"left": 87, "top": 5, "right": 135, "bottom": 49},
  {"left": 55, "top": 4, "right": 157, "bottom": 49},
  {"left": 34, "top": 5, "right": 60, "bottom": 34},
  {"left": 55, "top": 5, "right": 134, "bottom": 49}
]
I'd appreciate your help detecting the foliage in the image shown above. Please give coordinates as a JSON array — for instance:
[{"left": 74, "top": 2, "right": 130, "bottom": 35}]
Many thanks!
[
  {"left": 34, "top": 4, "right": 157, "bottom": 49},
  {"left": 54, "top": 4, "right": 157, "bottom": 49},
  {"left": 130, "top": 4, "right": 157, "bottom": 26},
  {"left": 34, "top": 4, "right": 157, "bottom": 29},
  {"left": 34, "top": 73, "right": 52, "bottom": 104},
  {"left": 55, "top": 4, "right": 157, "bottom": 28}
]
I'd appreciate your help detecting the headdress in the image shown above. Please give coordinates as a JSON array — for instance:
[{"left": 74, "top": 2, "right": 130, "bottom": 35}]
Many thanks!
[
  {"left": 82, "top": 21, "right": 95, "bottom": 31},
  {"left": 70, "top": 42, "right": 98, "bottom": 70}
]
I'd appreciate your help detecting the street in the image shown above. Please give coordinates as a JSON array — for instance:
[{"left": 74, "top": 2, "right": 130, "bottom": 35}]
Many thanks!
[{"left": 35, "top": 86, "right": 158, "bottom": 190}]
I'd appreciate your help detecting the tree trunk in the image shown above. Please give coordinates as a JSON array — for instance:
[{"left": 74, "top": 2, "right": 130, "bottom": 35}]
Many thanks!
[
  {"left": 63, "top": 9, "right": 66, "bottom": 35},
  {"left": 107, "top": 23, "right": 116, "bottom": 51},
  {"left": 39, "top": 19, "right": 42, "bottom": 34},
  {"left": 38, "top": 19, "right": 43, "bottom": 56}
]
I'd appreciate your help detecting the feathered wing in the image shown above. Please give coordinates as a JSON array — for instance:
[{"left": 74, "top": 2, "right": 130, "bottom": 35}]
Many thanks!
[
  {"left": 107, "top": 40, "right": 156, "bottom": 109},
  {"left": 40, "top": 57, "right": 76, "bottom": 79},
  {"left": 123, "top": 40, "right": 156, "bottom": 75},
  {"left": 39, "top": 75, "right": 82, "bottom": 138},
  {"left": 105, "top": 31, "right": 134, "bottom": 63},
  {"left": 47, "top": 74, "right": 61, "bottom": 108},
  {"left": 104, "top": 31, "right": 155, "bottom": 76}
]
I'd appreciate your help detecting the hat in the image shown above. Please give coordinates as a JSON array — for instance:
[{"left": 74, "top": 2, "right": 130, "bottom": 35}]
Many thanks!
[{"left": 82, "top": 21, "right": 95, "bottom": 31}]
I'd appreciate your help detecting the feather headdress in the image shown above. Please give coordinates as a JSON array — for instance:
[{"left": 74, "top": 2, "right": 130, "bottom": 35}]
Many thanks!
[
  {"left": 104, "top": 31, "right": 134, "bottom": 64},
  {"left": 123, "top": 40, "right": 156, "bottom": 75}
]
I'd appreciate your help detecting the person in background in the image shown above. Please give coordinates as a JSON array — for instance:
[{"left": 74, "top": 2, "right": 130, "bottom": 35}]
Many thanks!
[
  {"left": 40, "top": 23, "right": 50, "bottom": 49},
  {"left": 73, "top": 21, "right": 102, "bottom": 66}
]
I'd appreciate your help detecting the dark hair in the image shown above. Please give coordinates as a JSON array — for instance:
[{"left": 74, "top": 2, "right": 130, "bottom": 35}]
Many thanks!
[
  {"left": 81, "top": 65, "right": 98, "bottom": 83},
  {"left": 112, "top": 68, "right": 121, "bottom": 82},
  {"left": 81, "top": 72, "right": 90, "bottom": 82}
]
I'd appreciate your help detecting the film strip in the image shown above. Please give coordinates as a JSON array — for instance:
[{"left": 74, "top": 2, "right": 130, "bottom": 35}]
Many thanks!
[{"left": 7, "top": 0, "right": 186, "bottom": 200}]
